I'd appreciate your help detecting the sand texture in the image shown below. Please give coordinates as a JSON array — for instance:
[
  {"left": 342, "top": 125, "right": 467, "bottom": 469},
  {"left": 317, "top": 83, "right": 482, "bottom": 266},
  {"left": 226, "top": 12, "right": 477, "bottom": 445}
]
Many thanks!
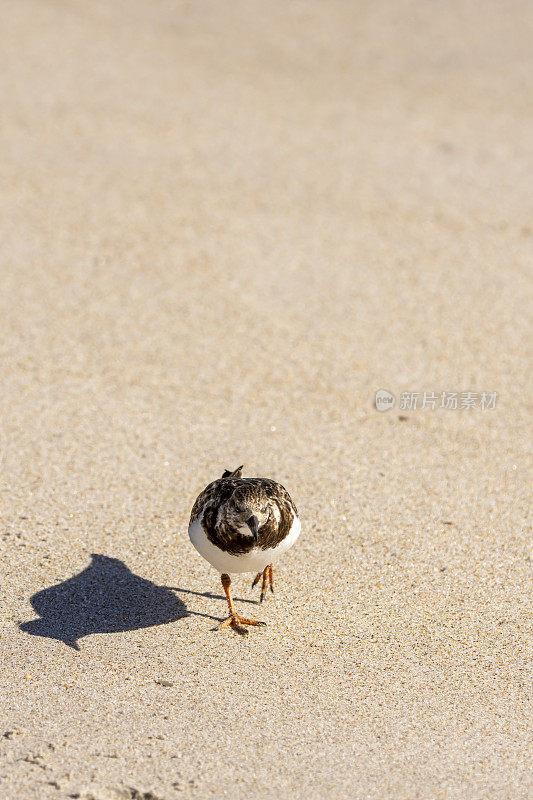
[{"left": 1, "top": 1, "right": 532, "bottom": 798}]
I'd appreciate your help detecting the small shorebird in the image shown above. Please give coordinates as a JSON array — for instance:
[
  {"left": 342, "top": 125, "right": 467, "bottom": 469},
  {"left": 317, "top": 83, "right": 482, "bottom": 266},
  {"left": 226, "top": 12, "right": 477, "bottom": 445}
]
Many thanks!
[{"left": 188, "top": 466, "right": 300, "bottom": 635}]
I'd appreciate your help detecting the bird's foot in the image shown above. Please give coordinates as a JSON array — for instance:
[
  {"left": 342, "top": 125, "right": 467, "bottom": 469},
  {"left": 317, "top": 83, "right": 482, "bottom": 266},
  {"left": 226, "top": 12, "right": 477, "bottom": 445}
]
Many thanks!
[
  {"left": 251, "top": 565, "right": 275, "bottom": 602},
  {"left": 218, "top": 614, "right": 266, "bottom": 636}
]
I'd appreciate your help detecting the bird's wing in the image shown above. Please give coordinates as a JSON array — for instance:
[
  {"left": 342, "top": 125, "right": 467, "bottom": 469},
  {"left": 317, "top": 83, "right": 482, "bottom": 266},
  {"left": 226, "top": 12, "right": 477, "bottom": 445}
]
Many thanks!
[
  {"left": 189, "top": 476, "right": 253, "bottom": 525},
  {"left": 254, "top": 478, "right": 298, "bottom": 549}
]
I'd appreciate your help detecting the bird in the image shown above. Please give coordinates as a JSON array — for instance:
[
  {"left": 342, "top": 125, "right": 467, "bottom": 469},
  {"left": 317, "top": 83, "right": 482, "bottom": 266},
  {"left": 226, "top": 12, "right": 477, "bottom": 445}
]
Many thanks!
[{"left": 188, "top": 465, "right": 301, "bottom": 635}]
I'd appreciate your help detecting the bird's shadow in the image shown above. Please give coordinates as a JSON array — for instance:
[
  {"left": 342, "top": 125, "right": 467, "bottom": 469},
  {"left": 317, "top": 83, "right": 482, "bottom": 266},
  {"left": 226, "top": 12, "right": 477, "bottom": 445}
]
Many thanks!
[
  {"left": 19, "top": 553, "right": 222, "bottom": 651},
  {"left": 168, "top": 586, "right": 258, "bottom": 606}
]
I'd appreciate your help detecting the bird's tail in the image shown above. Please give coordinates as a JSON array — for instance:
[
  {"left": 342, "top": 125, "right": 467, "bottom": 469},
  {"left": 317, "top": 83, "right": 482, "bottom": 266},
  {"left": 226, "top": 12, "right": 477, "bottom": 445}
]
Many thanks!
[{"left": 221, "top": 465, "right": 243, "bottom": 479}]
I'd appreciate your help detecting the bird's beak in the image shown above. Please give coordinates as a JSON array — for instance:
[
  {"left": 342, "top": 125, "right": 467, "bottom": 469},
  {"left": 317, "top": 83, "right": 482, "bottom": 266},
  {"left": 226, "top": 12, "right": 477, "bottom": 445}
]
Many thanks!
[{"left": 246, "top": 515, "right": 260, "bottom": 542}]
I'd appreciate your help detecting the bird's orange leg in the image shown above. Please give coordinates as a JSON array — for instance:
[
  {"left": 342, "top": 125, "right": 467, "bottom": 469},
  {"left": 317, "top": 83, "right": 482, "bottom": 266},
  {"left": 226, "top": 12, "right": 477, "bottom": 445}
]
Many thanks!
[
  {"left": 268, "top": 564, "right": 274, "bottom": 594},
  {"left": 251, "top": 565, "right": 275, "bottom": 602},
  {"left": 219, "top": 573, "right": 266, "bottom": 635}
]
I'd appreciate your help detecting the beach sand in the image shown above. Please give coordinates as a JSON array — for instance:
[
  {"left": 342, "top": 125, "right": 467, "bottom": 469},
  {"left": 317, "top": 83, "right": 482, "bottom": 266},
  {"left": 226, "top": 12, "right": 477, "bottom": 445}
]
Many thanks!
[{"left": 1, "top": 1, "right": 531, "bottom": 798}]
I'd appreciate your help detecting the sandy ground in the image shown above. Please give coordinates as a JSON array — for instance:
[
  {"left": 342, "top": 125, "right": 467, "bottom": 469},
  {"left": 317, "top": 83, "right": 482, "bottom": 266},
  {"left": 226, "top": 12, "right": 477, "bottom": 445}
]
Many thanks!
[{"left": 1, "top": 1, "right": 532, "bottom": 798}]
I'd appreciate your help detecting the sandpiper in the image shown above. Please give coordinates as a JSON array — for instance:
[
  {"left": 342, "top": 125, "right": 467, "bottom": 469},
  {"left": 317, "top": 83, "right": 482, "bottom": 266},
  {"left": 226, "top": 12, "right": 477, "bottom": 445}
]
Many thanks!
[{"left": 188, "top": 466, "right": 301, "bottom": 635}]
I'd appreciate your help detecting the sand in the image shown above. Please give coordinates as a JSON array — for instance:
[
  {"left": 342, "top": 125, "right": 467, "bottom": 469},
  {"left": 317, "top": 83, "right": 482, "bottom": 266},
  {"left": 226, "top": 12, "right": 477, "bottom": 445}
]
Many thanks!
[{"left": 1, "top": 1, "right": 531, "bottom": 798}]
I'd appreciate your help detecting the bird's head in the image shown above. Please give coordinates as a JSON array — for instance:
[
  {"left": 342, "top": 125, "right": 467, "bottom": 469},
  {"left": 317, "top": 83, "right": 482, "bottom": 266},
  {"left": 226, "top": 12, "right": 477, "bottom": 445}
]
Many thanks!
[{"left": 227, "top": 486, "right": 272, "bottom": 542}]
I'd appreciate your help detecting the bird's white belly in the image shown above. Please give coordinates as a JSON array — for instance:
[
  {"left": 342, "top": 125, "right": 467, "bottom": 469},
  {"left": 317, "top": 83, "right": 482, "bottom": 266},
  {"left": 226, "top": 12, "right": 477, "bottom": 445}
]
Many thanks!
[{"left": 188, "top": 513, "right": 301, "bottom": 574}]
